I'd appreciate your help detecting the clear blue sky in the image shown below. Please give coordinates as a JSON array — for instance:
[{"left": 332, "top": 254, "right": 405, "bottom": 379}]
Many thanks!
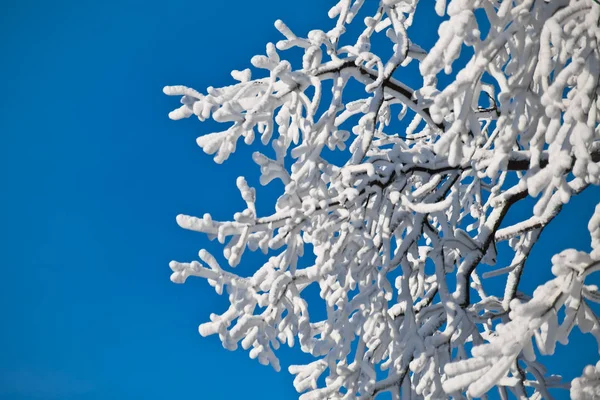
[{"left": 1, "top": 1, "right": 598, "bottom": 399}]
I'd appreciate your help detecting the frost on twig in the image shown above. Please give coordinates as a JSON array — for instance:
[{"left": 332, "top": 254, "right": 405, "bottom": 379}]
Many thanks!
[
  {"left": 165, "top": 0, "right": 600, "bottom": 398},
  {"left": 572, "top": 361, "right": 600, "bottom": 400}
]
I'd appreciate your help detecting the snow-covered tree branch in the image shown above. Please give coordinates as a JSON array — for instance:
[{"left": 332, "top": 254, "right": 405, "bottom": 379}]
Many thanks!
[{"left": 164, "top": 0, "right": 600, "bottom": 398}]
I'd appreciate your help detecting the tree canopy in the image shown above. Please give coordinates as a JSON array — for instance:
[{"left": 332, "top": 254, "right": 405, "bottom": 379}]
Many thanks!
[{"left": 164, "top": 0, "right": 600, "bottom": 398}]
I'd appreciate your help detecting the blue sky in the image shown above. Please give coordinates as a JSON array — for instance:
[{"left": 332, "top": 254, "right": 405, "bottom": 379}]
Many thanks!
[{"left": 1, "top": 1, "right": 598, "bottom": 399}]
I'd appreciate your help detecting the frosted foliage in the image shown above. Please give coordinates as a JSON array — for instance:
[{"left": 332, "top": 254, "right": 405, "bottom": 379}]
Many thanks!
[
  {"left": 165, "top": 0, "right": 600, "bottom": 399},
  {"left": 572, "top": 361, "right": 600, "bottom": 400}
]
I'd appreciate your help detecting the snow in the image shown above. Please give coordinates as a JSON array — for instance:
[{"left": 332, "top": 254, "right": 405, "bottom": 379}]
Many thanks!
[{"left": 164, "top": 0, "right": 600, "bottom": 398}]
